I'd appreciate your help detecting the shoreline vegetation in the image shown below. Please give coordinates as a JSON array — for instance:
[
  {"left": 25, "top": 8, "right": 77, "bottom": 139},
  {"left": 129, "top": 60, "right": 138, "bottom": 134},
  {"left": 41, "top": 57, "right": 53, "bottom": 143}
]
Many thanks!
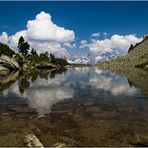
[{"left": 0, "top": 36, "right": 70, "bottom": 76}]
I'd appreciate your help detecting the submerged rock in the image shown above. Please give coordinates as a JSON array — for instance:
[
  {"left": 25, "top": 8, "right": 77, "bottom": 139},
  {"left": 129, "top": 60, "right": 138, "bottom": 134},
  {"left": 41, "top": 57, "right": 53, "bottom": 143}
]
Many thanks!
[
  {"left": 131, "top": 132, "right": 148, "bottom": 146},
  {"left": 24, "top": 133, "right": 67, "bottom": 148},
  {"left": 24, "top": 133, "right": 44, "bottom": 148},
  {"left": 53, "top": 142, "right": 67, "bottom": 148}
]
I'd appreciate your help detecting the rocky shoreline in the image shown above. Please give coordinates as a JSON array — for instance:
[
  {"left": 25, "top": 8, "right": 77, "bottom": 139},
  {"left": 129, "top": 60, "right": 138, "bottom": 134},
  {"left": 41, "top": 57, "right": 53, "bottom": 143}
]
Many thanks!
[{"left": 0, "top": 54, "right": 67, "bottom": 79}]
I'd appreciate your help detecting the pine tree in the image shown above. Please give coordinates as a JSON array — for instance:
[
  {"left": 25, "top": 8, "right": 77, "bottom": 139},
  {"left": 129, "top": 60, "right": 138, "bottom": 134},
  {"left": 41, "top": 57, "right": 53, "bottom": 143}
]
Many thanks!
[{"left": 18, "top": 36, "right": 30, "bottom": 56}]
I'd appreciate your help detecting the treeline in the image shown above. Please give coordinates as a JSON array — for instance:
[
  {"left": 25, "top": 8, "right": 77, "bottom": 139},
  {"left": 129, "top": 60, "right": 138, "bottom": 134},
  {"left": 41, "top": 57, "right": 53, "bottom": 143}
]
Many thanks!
[{"left": 0, "top": 36, "right": 69, "bottom": 67}]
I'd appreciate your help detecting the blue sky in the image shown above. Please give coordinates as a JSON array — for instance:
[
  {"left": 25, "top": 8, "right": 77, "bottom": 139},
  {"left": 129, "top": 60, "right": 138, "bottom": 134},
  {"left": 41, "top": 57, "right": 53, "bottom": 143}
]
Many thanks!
[
  {"left": 0, "top": 2, "right": 148, "bottom": 37},
  {"left": 0, "top": 2, "right": 148, "bottom": 61}
]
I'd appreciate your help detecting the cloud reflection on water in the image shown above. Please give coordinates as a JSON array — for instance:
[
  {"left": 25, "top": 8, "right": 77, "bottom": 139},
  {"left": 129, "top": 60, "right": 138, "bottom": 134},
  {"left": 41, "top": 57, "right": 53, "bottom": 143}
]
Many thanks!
[
  {"left": 89, "top": 67, "right": 137, "bottom": 96},
  {"left": 1, "top": 67, "right": 139, "bottom": 116},
  {"left": 3, "top": 72, "right": 74, "bottom": 116}
]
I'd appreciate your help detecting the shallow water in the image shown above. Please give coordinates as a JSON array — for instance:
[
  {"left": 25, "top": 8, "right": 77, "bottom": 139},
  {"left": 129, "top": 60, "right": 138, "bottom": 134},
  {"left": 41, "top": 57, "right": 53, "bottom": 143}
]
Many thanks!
[{"left": 0, "top": 67, "right": 148, "bottom": 146}]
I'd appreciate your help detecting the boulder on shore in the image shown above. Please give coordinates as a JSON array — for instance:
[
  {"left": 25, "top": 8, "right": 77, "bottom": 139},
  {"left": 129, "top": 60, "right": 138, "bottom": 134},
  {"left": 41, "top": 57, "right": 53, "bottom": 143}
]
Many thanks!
[{"left": 0, "top": 55, "right": 19, "bottom": 71}]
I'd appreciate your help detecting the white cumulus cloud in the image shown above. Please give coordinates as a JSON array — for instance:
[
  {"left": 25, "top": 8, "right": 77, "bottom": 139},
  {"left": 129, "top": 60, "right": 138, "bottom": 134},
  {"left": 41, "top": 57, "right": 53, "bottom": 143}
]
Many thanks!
[
  {"left": 0, "top": 11, "right": 75, "bottom": 58},
  {"left": 0, "top": 32, "right": 9, "bottom": 44},
  {"left": 80, "top": 34, "right": 142, "bottom": 56},
  {"left": 26, "top": 11, "right": 75, "bottom": 42}
]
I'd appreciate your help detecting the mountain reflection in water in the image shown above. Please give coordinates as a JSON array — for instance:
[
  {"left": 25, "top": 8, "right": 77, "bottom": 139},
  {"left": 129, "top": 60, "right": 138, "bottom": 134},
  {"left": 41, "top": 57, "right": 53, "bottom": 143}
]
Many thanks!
[{"left": 0, "top": 67, "right": 148, "bottom": 146}]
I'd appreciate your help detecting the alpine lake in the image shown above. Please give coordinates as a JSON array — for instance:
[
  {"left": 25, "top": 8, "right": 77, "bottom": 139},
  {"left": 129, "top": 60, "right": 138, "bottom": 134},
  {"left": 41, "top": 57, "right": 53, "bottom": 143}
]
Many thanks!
[{"left": 0, "top": 66, "right": 148, "bottom": 147}]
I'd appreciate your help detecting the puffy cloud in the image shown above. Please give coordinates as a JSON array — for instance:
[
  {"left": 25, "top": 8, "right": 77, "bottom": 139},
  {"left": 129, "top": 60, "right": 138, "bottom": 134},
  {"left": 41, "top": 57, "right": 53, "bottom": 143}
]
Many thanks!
[
  {"left": 9, "top": 30, "right": 27, "bottom": 49},
  {"left": 80, "top": 40, "right": 87, "bottom": 44},
  {"left": 80, "top": 34, "right": 142, "bottom": 56},
  {"left": 0, "top": 11, "right": 75, "bottom": 58},
  {"left": 0, "top": 32, "right": 9, "bottom": 44},
  {"left": 89, "top": 39, "right": 113, "bottom": 54},
  {"left": 111, "top": 34, "right": 141, "bottom": 51},
  {"left": 29, "top": 42, "right": 70, "bottom": 58},
  {"left": 92, "top": 32, "right": 100, "bottom": 37},
  {"left": 26, "top": 11, "right": 75, "bottom": 42}
]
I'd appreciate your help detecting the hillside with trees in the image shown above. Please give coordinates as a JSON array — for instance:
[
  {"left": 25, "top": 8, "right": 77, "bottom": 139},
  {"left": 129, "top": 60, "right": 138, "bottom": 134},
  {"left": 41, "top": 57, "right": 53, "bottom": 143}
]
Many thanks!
[{"left": 0, "top": 36, "right": 69, "bottom": 75}]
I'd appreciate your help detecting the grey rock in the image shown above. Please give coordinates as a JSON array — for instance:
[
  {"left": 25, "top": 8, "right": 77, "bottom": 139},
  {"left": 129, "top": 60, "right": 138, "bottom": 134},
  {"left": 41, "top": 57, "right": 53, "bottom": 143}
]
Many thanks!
[
  {"left": 53, "top": 142, "right": 67, "bottom": 148},
  {"left": 0, "top": 55, "right": 19, "bottom": 70}
]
